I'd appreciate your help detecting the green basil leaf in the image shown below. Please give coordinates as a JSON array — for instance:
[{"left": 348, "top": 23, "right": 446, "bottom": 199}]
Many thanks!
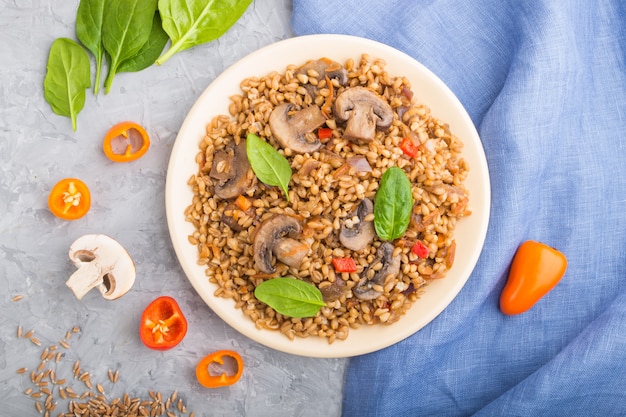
[
  {"left": 374, "top": 166, "right": 414, "bottom": 241},
  {"left": 43, "top": 38, "right": 91, "bottom": 131},
  {"left": 117, "top": 12, "right": 169, "bottom": 73},
  {"left": 254, "top": 277, "right": 326, "bottom": 318},
  {"left": 156, "top": 0, "right": 253, "bottom": 66},
  {"left": 246, "top": 133, "right": 292, "bottom": 202},
  {"left": 76, "top": 0, "right": 106, "bottom": 94},
  {"left": 102, "top": 0, "right": 157, "bottom": 93}
]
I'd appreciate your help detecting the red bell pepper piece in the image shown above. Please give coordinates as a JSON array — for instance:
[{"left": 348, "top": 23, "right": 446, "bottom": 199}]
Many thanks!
[
  {"left": 139, "top": 296, "right": 187, "bottom": 350},
  {"left": 332, "top": 257, "right": 358, "bottom": 273},
  {"left": 317, "top": 127, "right": 333, "bottom": 140},
  {"left": 400, "top": 136, "right": 419, "bottom": 158},
  {"left": 411, "top": 240, "right": 430, "bottom": 258}
]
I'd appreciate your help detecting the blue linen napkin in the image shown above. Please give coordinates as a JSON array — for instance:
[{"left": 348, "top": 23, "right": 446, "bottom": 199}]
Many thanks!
[{"left": 292, "top": 1, "right": 626, "bottom": 415}]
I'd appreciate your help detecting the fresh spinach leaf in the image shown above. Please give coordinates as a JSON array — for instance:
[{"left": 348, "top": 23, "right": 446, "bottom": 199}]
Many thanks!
[
  {"left": 43, "top": 38, "right": 91, "bottom": 131},
  {"left": 374, "top": 166, "right": 414, "bottom": 241},
  {"left": 76, "top": 0, "right": 106, "bottom": 94},
  {"left": 102, "top": 0, "right": 157, "bottom": 93},
  {"left": 254, "top": 277, "right": 326, "bottom": 318},
  {"left": 156, "top": 0, "right": 253, "bottom": 66},
  {"left": 246, "top": 133, "right": 292, "bottom": 202},
  {"left": 118, "top": 12, "right": 169, "bottom": 73}
]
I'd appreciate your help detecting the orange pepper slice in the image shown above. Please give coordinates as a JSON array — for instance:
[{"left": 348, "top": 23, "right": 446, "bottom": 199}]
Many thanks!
[
  {"left": 139, "top": 296, "right": 188, "bottom": 350},
  {"left": 103, "top": 121, "right": 150, "bottom": 162},
  {"left": 48, "top": 178, "right": 91, "bottom": 220},
  {"left": 500, "top": 240, "right": 568, "bottom": 315},
  {"left": 196, "top": 350, "right": 244, "bottom": 388}
]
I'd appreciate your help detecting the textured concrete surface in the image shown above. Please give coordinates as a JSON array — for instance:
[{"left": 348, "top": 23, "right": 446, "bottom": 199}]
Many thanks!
[{"left": 0, "top": 1, "right": 345, "bottom": 415}]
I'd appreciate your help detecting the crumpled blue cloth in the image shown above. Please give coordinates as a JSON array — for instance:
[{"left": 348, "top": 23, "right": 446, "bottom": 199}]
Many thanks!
[{"left": 292, "top": 1, "right": 626, "bottom": 416}]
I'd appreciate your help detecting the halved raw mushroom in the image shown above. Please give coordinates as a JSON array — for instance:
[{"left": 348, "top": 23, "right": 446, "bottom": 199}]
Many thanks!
[
  {"left": 268, "top": 103, "right": 326, "bottom": 153},
  {"left": 66, "top": 234, "right": 136, "bottom": 300},
  {"left": 353, "top": 242, "right": 401, "bottom": 300},
  {"left": 334, "top": 86, "right": 394, "bottom": 142},
  {"left": 253, "top": 215, "right": 309, "bottom": 274},
  {"left": 339, "top": 198, "right": 376, "bottom": 251},
  {"left": 209, "top": 139, "right": 254, "bottom": 199}
]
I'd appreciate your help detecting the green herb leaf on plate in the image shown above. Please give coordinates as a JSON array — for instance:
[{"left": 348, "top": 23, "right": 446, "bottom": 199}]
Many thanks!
[
  {"left": 246, "top": 133, "right": 292, "bottom": 202},
  {"left": 76, "top": 0, "right": 106, "bottom": 94},
  {"left": 156, "top": 0, "right": 253, "bottom": 66},
  {"left": 43, "top": 38, "right": 91, "bottom": 131},
  {"left": 374, "top": 166, "right": 414, "bottom": 241},
  {"left": 118, "top": 12, "right": 169, "bottom": 73},
  {"left": 102, "top": 0, "right": 157, "bottom": 93},
  {"left": 254, "top": 277, "right": 326, "bottom": 318}
]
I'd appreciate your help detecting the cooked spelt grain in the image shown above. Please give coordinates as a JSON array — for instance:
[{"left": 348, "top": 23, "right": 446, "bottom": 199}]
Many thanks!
[{"left": 187, "top": 54, "right": 471, "bottom": 343}]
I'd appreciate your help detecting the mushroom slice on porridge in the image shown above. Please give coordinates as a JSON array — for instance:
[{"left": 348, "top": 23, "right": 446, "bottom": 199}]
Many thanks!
[
  {"left": 253, "top": 215, "right": 309, "bottom": 274},
  {"left": 353, "top": 242, "right": 401, "bottom": 300},
  {"left": 269, "top": 103, "right": 326, "bottom": 153},
  {"left": 334, "top": 86, "right": 394, "bottom": 143},
  {"left": 209, "top": 139, "right": 254, "bottom": 199}
]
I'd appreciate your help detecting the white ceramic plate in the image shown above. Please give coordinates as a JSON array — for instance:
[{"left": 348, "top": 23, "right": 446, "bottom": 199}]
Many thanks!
[{"left": 165, "top": 34, "right": 490, "bottom": 358}]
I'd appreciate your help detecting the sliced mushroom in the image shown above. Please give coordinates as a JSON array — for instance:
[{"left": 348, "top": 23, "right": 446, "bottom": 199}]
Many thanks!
[
  {"left": 66, "top": 234, "right": 136, "bottom": 300},
  {"left": 319, "top": 278, "right": 349, "bottom": 302},
  {"left": 339, "top": 198, "right": 376, "bottom": 251},
  {"left": 268, "top": 103, "right": 326, "bottom": 153},
  {"left": 221, "top": 202, "right": 257, "bottom": 232},
  {"left": 296, "top": 58, "right": 349, "bottom": 97},
  {"left": 209, "top": 139, "right": 254, "bottom": 199},
  {"left": 353, "top": 242, "right": 401, "bottom": 300},
  {"left": 334, "top": 86, "right": 394, "bottom": 143},
  {"left": 253, "top": 215, "right": 309, "bottom": 273}
]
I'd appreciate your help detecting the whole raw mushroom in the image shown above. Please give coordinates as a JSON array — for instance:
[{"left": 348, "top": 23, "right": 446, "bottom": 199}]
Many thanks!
[{"left": 66, "top": 234, "right": 136, "bottom": 300}]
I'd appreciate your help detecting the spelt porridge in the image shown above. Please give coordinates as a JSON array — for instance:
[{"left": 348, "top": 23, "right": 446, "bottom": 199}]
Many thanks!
[{"left": 185, "top": 55, "right": 471, "bottom": 343}]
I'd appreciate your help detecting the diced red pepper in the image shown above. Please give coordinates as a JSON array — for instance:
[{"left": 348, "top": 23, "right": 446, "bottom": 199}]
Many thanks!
[
  {"left": 400, "top": 137, "right": 419, "bottom": 158},
  {"left": 317, "top": 127, "right": 333, "bottom": 140},
  {"left": 332, "top": 257, "right": 358, "bottom": 273},
  {"left": 411, "top": 240, "right": 430, "bottom": 258},
  {"left": 139, "top": 296, "right": 187, "bottom": 350}
]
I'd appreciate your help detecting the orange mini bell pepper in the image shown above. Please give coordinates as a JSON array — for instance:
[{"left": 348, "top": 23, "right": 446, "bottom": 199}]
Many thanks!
[
  {"left": 196, "top": 350, "right": 243, "bottom": 388},
  {"left": 139, "top": 296, "right": 187, "bottom": 350},
  {"left": 103, "top": 121, "right": 150, "bottom": 162},
  {"left": 500, "top": 240, "right": 567, "bottom": 315},
  {"left": 48, "top": 178, "right": 91, "bottom": 220}
]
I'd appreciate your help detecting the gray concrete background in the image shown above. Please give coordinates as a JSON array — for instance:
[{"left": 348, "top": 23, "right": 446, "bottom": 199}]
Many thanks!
[{"left": 0, "top": 1, "right": 345, "bottom": 415}]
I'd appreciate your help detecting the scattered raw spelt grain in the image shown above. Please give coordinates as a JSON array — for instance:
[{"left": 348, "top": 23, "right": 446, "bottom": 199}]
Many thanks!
[{"left": 15, "top": 326, "right": 195, "bottom": 416}]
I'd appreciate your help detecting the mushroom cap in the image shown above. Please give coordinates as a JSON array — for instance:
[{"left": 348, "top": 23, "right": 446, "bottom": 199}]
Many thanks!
[
  {"left": 209, "top": 139, "right": 254, "bottom": 199},
  {"left": 339, "top": 198, "right": 376, "bottom": 251},
  {"left": 67, "top": 234, "right": 136, "bottom": 300},
  {"left": 353, "top": 242, "right": 400, "bottom": 300},
  {"left": 334, "top": 87, "right": 394, "bottom": 143},
  {"left": 253, "top": 215, "right": 303, "bottom": 274},
  {"left": 269, "top": 103, "right": 326, "bottom": 154}
]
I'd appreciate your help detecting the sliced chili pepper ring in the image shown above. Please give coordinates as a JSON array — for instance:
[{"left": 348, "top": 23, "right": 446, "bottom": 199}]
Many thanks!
[
  {"left": 139, "top": 296, "right": 187, "bottom": 350},
  {"left": 196, "top": 350, "right": 244, "bottom": 388},
  {"left": 48, "top": 178, "right": 91, "bottom": 220},
  {"left": 103, "top": 121, "right": 150, "bottom": 162}
]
